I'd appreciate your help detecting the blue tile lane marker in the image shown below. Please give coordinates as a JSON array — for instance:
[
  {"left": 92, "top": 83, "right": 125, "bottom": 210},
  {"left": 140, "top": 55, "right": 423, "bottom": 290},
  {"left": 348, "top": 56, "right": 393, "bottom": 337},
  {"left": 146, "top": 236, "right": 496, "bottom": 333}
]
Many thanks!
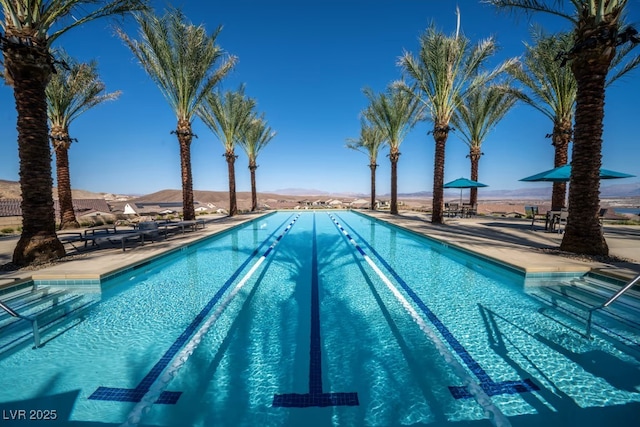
[
  {"left": 334, "top": 214, "right": 539, "bottom": 400},
  {"left": 272, "top": 213, "right": 359, "bottom": 408},
  {"left": 89, "top": 214, "right": 297, "bottom": 405}
]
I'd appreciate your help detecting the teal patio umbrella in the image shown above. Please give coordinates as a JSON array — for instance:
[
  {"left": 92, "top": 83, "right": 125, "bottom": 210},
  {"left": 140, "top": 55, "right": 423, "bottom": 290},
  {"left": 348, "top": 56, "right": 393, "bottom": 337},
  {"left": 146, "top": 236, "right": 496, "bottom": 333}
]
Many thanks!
[
  {"left": 520, "top": 164, "right": 635, "bottom": 182},
  {"left": 443, "top": 177, "right": 488, "bottom": 205}
]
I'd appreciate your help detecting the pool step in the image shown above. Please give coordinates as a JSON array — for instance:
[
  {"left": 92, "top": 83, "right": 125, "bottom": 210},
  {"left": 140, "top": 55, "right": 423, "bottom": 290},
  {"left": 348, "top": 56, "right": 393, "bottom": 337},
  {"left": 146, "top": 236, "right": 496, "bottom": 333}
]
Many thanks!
[
  {"left": 530, "top": 275, "right": 640, "bottom": 357},
  {"left": 0, "top": 286, "right": 98, "bottom": 357}
]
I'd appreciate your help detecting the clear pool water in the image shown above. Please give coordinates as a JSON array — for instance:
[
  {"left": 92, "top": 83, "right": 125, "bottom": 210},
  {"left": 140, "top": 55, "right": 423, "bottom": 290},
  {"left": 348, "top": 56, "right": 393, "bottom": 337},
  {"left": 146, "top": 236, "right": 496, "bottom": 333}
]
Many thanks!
[{"left": 1, "top": 211, "right": 639, "bottom": 427}]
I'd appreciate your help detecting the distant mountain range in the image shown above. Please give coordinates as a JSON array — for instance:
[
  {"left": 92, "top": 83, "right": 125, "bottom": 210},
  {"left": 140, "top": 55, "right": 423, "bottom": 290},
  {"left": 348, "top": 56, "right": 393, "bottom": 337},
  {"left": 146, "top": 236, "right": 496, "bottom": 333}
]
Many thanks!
[
  {"left": 2, "top": 179, "right": 639, "bottom": 202},
  {"left": 385, "top": 181, "right": 640, "bottom": 199}
]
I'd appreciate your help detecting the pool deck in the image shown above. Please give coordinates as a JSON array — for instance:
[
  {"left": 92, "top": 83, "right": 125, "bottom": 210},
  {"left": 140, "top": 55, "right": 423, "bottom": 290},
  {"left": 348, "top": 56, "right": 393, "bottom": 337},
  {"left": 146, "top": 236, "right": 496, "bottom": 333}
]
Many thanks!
[{"left": 0, "top": 210, "right": 639, "bottom": 289}]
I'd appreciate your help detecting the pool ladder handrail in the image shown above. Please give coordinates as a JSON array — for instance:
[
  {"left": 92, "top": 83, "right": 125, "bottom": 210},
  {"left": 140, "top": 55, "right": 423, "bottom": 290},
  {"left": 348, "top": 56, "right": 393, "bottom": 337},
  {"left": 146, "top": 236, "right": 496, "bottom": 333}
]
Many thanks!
[
  {"left": 0, "top": 298, "right": 41, "bottom": 347},
  {"left": 585, "top": 273, "right": 640, "bottom": 338}
]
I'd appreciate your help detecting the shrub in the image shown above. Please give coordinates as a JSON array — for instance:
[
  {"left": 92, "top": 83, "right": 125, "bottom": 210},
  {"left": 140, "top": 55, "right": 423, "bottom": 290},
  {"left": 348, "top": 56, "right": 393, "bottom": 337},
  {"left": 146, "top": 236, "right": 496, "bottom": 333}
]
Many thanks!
[{"left": 1, "top": 227, "right": 14, "bottom": 234}]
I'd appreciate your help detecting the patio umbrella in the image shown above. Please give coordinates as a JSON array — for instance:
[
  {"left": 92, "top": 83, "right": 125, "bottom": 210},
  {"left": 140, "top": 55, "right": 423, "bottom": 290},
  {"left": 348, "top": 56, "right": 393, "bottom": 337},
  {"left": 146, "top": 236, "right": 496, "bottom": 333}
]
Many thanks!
[
  {"left": 520, "top": 164, "right": 635, "bottom": 182},
  {"left": 443, "top": 177, "right": 488, "bottom": 205}
]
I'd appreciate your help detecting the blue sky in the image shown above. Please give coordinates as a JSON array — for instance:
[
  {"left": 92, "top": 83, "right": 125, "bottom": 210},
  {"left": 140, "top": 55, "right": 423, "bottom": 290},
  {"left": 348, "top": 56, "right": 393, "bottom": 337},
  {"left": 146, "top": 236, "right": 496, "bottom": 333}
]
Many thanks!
[{"left": 1, "top": 0, "right": 639, "bottom": 196}]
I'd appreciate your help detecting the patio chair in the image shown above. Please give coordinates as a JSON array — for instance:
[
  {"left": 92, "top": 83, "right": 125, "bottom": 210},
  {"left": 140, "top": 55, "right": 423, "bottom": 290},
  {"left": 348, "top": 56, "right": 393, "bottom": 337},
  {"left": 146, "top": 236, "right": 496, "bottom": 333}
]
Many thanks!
[
  {"left": 524, "top": 206, "right": 545, "bottom": 230},
  {"left": 138, "top": 221, "right": 162, "bottom": 241},
  {"left": 556, "top": 209, "right": 569, "bottom": 234},
  {"left": 598, "top": 208, "right": 608, "bottom": 224},
  {"left": 445, "top": 203, "right": 459, "bottom": 218}
]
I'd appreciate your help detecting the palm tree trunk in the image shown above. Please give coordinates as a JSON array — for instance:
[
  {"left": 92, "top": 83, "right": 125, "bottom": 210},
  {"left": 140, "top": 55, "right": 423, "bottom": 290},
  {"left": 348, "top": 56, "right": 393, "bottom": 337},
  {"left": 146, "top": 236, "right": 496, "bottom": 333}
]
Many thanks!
[
  {"left": 177, "top": 119, "right": 195, "bottom": 221},
  {"left": 431, "top": 127, "right": 448, "bottom": 224},
  {"left": 226, "top": 150, "right": 238, "bottom": 216},
  {"left": 551, "top": 122, "right": 572, "bottom": 211},
  {"left": 389, "top": 149, "right": 400, "bottom": 215},
  {"left": 369, "top": 162, "right": 377, "bottom": 211},
  {"left": 53, "top": 139, "right": 80, "bottom": 230},
  {"left": 249, "top": 162, "right": 258, "bottom": 212},
  {"left": 469, "top": 145, "right": 481, "bottom": 206},
  {"left": 560, "top": 35, "right": 613, "bottom": 255},
  {"left": 11, "top": 73, "right": 65, "bottom": 265}
]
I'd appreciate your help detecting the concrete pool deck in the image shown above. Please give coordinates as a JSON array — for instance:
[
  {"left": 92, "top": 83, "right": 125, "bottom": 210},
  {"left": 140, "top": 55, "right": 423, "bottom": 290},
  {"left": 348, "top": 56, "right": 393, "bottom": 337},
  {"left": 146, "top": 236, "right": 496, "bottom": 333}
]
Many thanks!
[{"left": 0, "top": 210, "right": 639, "bottom": 289}]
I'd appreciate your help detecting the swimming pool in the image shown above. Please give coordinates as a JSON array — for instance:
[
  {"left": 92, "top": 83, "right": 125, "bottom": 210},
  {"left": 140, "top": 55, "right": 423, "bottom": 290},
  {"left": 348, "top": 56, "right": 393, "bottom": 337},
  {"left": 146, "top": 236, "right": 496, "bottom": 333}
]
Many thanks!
[{"left": 1, "top": 211, "right": 639, "bottom": 426}]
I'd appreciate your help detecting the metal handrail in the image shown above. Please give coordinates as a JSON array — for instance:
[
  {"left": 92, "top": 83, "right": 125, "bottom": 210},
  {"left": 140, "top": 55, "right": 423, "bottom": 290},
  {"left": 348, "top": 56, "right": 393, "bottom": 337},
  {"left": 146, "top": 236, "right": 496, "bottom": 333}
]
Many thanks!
[
  {"left": 586, "top": 273, "right": 640, "bottom": 338},
  {"left": 0, "top": 299, "right": 40, "bottom": 347}
]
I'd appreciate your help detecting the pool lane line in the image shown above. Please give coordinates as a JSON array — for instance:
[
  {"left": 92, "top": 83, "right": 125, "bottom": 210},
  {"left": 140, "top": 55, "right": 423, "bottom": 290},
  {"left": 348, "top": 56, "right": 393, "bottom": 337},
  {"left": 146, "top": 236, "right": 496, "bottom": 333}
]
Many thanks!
[
  {"left": 328, "top": 213, "right": 511, "bottom": 427},
  {"left": 334, "top": 214, "right": 539, "bottom": 400},
  {"left": 89, "top": 214, "right": 297, "bottom": 407},
  {"left": 272, "top": 213, "right": 359, "bottom": 408},
  {"left": 121, "top": 214, "right": 302, "bottom": 426}
]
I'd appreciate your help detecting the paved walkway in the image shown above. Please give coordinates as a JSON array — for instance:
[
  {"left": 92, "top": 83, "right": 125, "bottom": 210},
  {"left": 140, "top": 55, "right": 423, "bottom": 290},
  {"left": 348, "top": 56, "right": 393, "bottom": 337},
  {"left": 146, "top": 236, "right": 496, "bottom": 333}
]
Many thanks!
[{"left": 0, "top": 210, "right": 638, "bottom": 290}]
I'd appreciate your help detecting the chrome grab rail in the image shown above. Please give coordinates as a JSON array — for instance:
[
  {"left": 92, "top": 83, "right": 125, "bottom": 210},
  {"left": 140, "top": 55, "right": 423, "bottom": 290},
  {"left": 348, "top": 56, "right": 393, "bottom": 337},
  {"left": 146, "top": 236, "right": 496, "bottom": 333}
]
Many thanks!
[
  {"left": 0, "top": 298, "right": 40, "bottom": 347},
  {"left": 586, "top": 273, "right": 640, "bottom": 338}
]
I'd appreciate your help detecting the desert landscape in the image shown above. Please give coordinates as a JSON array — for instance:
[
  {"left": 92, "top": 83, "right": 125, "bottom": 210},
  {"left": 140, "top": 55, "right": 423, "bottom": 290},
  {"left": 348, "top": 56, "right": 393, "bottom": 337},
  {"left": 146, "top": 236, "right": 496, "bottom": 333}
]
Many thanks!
[{"left": 1, "top": 178, "right": 639, "bottom": 221}]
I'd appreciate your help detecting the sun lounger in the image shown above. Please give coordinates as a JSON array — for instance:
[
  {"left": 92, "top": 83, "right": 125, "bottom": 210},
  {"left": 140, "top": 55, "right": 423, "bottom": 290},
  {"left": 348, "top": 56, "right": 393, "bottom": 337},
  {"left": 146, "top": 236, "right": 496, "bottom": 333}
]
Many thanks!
[
  {"left": 137, "top": 221, "right": 162, "bottom": 241},
  {"left": 57, "top": 232, "right": 86, "bottom": 250},
  {"left": 95, "top": 231, "right": 143, "bottom": 252}
]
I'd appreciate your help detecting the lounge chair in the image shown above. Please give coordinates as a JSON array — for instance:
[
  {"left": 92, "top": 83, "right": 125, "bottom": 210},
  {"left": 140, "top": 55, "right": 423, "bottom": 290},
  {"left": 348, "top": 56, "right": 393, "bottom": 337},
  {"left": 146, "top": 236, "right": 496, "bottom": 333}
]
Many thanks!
[
  {"left": 57, "top": 232, "right": 86, "bottom": 251},
  {"left": 94, "top": 231, "right": 143, "bottom": 252},
  {"left": 524, "top": 206, "right": 545, "bottom": 230},
  {"left": 137, "top": 221, "right": 162, "bottom": 241},
  {"left": 556, "top": 209, "right": 569, "bottom": 234},
  {"left": 598, "top": 208, "right": 608, "bottom": 224}
]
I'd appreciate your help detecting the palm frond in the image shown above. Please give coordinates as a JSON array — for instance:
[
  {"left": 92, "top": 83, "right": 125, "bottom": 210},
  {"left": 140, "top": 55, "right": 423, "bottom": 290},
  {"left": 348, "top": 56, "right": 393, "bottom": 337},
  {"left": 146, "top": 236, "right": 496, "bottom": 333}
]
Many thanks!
[
  {"left": 481, "top": 0, "right": 577, "bottom": 24},
  {"left": 399, "top": 24, "right": 512, "bottom": 127},
  {"left": 118, "top": 7, "right": 236, "bottom": 122},
  {"left": 46, "top": 49, "right": 120, "bottom": 130},
  {"left": 198, "top": 85, "right": 257, "bottom": 152},
  {"left": 451, "top": 84, "right": 518, "bottom": 149},
  {"left": 0, "top": 0, "right": 149, "bottom": 43},
  {"left": 606, "top": 38, "right": 640, "bottom": 85},
  {"left": 362, "top": 84, "right": 424, "bottom": 150},
  {"left": 506, "top": 30, "right": 577, "bottom": 124},
  {"left": 238, "top": 113, "right": 276, "bottom": 163},
  {"left": 346, "top": 118, "right": 387, "bottom": 163}
]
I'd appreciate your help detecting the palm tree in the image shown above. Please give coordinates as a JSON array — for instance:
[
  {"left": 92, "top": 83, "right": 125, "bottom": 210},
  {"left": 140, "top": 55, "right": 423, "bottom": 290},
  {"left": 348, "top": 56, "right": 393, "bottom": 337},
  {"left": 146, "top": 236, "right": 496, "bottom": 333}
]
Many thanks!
[
  {"left": 198, "top": 86, "right": 256, "bottom": 216},
  {"left": 507, "top": 30, "right": 577, "bottom": 211},
  {"left": 118, "top": 8, "right": 236, "bottom": 221},
  {"left": 508, "top": 28, "right": 639, "bottom": 211},
  {"left": 485, "top": 0, "right": 639, "bottom": 255},
  {"left": 0, "top": 0, "right": 147, "bottom": 266},
  {"left": 398, "top": 22, "right": 516, "bottom": 224},
  {"left": 362, "top": 84, "right": 424, "bottom": 215},
  {"left": 238, "top": 114, "right": 276, "bottom": 212},
  {"left": 47, "top": 51, "right": 121, "bottom": 230},
  {"left": 451, "top": 84, "right": 518, "bottom": 206},
  {"left": 346, "top": 118, "right": 387, "bottom": 210}
]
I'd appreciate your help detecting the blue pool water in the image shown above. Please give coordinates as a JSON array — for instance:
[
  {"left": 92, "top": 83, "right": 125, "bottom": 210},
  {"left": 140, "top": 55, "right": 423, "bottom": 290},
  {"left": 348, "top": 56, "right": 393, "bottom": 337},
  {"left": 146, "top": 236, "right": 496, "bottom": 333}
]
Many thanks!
[{"left": 1, "top": 211, "right": 639, "bottom": 426}]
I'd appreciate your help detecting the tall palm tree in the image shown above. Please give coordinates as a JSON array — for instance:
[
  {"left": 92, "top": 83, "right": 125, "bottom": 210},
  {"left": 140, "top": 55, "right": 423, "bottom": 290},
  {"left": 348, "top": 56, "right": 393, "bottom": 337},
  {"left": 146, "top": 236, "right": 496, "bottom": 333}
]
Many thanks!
[
  {"left": 198, "top": 86, "right": 256, "bottom": 216},
  {"left": 346, "top": 118, "right": 387, "bottom": 211},
  {"left": 507, "top": 30, "right": 577, "bottom": 211},
  {"left": 485, "top": 0, "right": 639, "bottom": 255},
  {"left": 451, "top": 84, "right": 518, "bottom": 206},
  {"left": 118, "top": 8, "right": 236, "bottom": 221},
  {"left": 238, "top": 114, "right": 276, "bottom": 212},
  {"left": 398, "top": 22, "right": 516, "bottom": 224},
  {"left": 362, "top": 84, "right": 424, "bottom": 215},
  {"left": 47, "top": 51, "right": 121, "bottom": 230},
  {"left": 0, "top": 0, "right": 147, "bottom": 266},
  {"left": 509, "top": 28, "right": 639, "bottom": 211}
]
